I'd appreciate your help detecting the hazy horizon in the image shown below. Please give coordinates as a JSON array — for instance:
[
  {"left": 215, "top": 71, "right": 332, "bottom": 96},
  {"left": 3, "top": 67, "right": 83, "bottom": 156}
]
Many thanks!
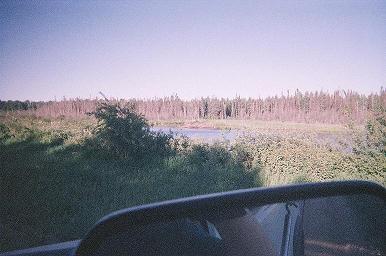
[
  {"left": 1, "top": 87, "right": 386, "bottom": 102},
  {"left": 1, "top": 0, "right": 385, "bottom": 101}
]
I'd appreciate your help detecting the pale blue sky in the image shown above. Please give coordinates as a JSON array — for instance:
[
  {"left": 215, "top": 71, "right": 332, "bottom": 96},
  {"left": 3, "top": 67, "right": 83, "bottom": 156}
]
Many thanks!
[{"left": 1, "top": 0, "right": 385, "bottom": 100}]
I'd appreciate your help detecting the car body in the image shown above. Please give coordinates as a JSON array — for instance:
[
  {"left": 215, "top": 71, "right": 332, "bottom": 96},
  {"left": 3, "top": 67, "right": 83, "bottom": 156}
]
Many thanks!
[{"left": 1, "top": 180, "right": 385, "bottom": 256}]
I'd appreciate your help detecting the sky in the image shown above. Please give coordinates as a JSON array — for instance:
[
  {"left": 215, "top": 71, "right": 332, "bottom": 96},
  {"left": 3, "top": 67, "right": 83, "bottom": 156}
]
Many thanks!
[{"left": 0, "top": 0, "right": 385, "bottom": 101}]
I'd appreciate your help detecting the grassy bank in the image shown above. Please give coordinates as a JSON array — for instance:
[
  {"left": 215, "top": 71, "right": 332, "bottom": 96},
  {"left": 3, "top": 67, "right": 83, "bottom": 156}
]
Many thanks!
[
  {"left": 0, "top": 113, "right": 385, "bottom": 251},
  {"left": 0, "top": 115, "right": 258, "bottom": 251}
]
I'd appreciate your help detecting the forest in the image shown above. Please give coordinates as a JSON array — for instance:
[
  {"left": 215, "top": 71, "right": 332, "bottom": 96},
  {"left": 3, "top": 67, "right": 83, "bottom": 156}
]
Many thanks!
[{"left": 1, "top": 88, "right": 385, "bottom": 124}]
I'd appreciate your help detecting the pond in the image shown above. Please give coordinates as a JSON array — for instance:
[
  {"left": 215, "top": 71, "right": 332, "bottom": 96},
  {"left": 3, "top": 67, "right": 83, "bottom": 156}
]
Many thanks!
[{"left": 151, "top": 127, "right": 239, "bottom": 141}]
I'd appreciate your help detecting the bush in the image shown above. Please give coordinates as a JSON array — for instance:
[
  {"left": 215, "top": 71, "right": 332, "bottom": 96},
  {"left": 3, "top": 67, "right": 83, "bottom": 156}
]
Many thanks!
[
  {"left": 91, "top": 102, "right": 172, "bottom": 161},
  {"left": 365, "top": 106, "right": 386, "bottom": 154},
  {"left": 161, "top": 143, "right": 259, "bottom": 195},
  {"left": 0, "top": 123, "right": 11, "bottom": 141}
]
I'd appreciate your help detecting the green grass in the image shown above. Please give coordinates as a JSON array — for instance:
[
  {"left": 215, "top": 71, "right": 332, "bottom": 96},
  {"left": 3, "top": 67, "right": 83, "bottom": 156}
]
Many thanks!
[
  {"left": 0, "top": 116, "right": 258, "bottom": 251},
  {"left": 0, "top": 115, "right": 385, "bottom": 251}
]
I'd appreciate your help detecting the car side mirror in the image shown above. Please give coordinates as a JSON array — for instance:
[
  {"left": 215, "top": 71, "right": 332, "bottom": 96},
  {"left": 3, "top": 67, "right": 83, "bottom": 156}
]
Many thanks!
[{"left": 75, "top": 181, "right": 385, "bottom": 256}]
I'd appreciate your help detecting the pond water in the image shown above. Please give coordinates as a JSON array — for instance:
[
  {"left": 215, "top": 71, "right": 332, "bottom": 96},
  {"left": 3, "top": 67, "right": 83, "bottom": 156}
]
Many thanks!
[{"left": 151, "top": 127, "right": 239, "bottom": 141}]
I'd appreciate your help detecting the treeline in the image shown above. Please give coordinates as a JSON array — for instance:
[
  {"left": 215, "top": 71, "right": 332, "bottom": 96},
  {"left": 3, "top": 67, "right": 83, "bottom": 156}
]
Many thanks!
[
  {"left": 1, "top": 89, "right": 385, "bottom": 124},
  {"left": 0, "top": 100, "right": 41, "bottom": 111}
]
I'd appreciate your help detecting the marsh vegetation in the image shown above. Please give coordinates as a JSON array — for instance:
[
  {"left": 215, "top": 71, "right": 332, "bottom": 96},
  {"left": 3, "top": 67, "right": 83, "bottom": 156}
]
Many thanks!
[{"left": 0, "top": 100, "right": 385, "bottom": 251}]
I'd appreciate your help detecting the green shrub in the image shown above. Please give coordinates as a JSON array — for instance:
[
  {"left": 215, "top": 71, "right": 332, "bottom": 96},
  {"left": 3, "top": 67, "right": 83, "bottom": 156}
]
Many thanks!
[
  {"left": 90, "top": 102, "right": 172, "bottom": 161},
  {"left": 365, "top": 106, "right": 386, "bottom": 154},
  {"left": 0, "top": 123, "right": 11, "bottom": 141},
  {"left": 161, "top": 143, "right": 259, "bottom": 195}
]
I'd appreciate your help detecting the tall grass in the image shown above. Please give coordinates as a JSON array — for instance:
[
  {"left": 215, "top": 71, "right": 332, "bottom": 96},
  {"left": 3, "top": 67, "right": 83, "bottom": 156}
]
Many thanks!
[
  {"left": 0, "top": 106, "right": 385, "bottom": 251},
  {"left": 0, "top": 114, "right": 258, "bottom": 251}
]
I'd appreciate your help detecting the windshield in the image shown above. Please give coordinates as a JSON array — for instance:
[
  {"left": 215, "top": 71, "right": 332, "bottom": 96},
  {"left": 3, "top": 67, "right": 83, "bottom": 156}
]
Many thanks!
[{"left": 0, "top": 0, "right": 385, "bottom": 253}]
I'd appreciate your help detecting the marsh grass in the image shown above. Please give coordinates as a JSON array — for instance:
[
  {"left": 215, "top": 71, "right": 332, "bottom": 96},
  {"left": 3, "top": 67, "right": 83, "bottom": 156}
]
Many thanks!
[
  {"left": 0, "top": 115, "right": 258, "bottom": 251},
  {"left": 0, "top": 113, "right": 385, "bottom": 251}
]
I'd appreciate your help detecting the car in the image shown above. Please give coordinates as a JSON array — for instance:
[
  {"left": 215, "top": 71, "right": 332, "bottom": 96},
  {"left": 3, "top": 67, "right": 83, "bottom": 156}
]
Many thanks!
[{"left": 1, "top": 180, "right": 385, "bottom": 256}]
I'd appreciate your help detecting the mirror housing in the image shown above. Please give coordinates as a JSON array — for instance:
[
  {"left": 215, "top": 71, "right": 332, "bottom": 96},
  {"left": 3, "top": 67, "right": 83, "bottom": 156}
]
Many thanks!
[{"left": 75, "top": 180, "right": 385, "bottom": 256}]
